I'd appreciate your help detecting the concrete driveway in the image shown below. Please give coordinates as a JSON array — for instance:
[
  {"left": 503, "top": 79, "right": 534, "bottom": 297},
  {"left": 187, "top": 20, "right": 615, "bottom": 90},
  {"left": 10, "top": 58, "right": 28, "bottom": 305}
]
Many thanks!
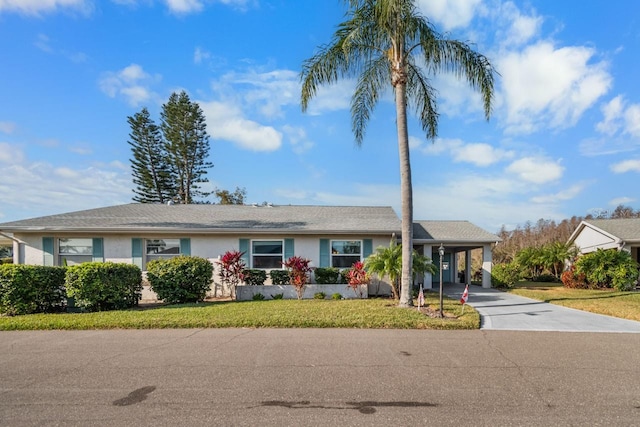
[{"left": 443, "top": 283, "right": 640, "bottom": 332}]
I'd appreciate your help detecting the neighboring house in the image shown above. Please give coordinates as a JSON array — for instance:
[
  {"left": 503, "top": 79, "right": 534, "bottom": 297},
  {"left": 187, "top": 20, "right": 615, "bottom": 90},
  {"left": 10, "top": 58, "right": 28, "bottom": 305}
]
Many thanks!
[
  {"left": 567, "top": 218, "right": 640, "bottom": 264},
  {"left": 0, "top": 204, "right": 499, "bottom": 299}
]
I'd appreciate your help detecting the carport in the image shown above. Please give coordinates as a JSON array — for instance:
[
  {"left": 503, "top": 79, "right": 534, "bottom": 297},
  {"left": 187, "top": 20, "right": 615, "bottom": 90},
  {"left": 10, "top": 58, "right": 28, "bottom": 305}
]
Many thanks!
[{"left": 413, "top": 221, "right": 500, "bottom": 289}]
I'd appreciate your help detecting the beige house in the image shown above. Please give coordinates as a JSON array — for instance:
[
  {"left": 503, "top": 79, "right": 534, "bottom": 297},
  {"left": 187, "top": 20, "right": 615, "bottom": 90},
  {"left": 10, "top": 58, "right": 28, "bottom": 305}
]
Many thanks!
[
  {"left": 567, "top": 218, "right": 640, "bottom": 264},
  {"left": 0, "top": 203, "right": 499, "bottom": 297}
]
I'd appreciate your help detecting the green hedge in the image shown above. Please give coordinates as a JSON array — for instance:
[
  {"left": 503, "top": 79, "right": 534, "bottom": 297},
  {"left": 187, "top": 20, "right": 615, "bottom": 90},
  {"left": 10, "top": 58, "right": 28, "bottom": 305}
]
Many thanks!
[
  {"left": 147, "top": 256, "right": 213, "bottom": 304},
  {"left": 65, "top": 262, "right": 142, "bottom": 311},
  {"left": 269, "top": 269, "right": 289, "bottom": 285},
  {"left": 314, "top": 267, "right": 342, "bottom": 284},
  {"left": 491, "top": 263, "right": 522, "bottom": 289},
  {"left": 0, "top": 265, "right": 66, "bottom": 315},
  {"left": 243, "top": 269, "right": 267, "bottom": 286}
]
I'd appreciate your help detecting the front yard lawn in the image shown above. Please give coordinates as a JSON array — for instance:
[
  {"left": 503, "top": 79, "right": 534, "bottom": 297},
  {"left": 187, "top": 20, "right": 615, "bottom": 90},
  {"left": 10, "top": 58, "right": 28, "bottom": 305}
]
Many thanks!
[
  {"left": 508, "top": 282, "right": 640, "bottom": 322},
  {"left": 0, "top": 293, "right": 479, "bottom": 331}
]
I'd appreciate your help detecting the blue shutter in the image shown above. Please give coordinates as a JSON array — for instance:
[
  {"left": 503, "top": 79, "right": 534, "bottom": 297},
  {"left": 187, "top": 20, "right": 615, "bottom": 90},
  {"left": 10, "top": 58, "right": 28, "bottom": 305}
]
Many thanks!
[
  {"left": 43, "top": 237, "right": 54, "bottom": 266},
  {"left": 180, "top": 238, "right": 191, "bottom": 256},
  {"left": 363, "top": 239, "right": 373, "bottom": 259},
  {"left": 319, "top": 239, "right": 330, "bottom": 268},
  {"left": 132, "top": 238, "right": 143, "bottom": 269},
  {"left": 92, "top": 238, "right": 104, "bottom": 262},
  {"left": 239, "top": 239, "right": 250, "bottom": 266},
  {"left": 284, "top": 238, "right": 294, "bottom": 260}
]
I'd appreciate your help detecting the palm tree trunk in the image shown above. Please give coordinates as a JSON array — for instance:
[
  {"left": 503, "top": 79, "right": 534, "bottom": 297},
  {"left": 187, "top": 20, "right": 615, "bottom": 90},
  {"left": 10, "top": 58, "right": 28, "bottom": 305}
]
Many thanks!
[{"left": 395, "top": 81, "right": 413, "bottom": 307}]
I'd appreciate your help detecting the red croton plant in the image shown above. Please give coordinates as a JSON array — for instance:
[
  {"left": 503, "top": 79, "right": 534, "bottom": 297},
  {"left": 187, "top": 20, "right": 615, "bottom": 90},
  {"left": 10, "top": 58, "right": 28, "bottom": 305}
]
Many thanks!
[
  {"left": 346, "top": 261, "right": 370, "bottom": 298},
  {"left": 217, "top": 250, "right": 246, "bottom": 300},
  {"left": 283, "top": 256, "right": 312, "bottom": 300}
]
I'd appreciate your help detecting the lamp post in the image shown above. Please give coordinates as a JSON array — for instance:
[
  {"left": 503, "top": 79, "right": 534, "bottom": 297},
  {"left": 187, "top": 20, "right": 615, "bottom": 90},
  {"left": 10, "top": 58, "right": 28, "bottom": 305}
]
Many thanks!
[{"left": 438, "top": 243, "right": 445, "bottom": 318}]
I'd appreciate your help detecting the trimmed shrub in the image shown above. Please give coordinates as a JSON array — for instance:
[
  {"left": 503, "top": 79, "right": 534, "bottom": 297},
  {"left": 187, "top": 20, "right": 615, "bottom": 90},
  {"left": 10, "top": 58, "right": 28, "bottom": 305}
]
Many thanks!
[
  {"left": 491, "top": 263, "right": 522, "bottom": 289},
  {"left": 313, "top": 292, "right": 326, "bottom": 299},
  {"left": 535, "top": 274, "right": 558, "bottom": 283},
  {"left": 65, "top": 262, "right": 142, "bottom": 311},
  {"left": 147, "top": 256, "right": 213, "bottom": 304},
  {"left": 0, "top": 265, "right": 66, "bottom": 315},
  {"left": 269, "top": 270, "right": 289, "bottom": 285},
  {"left": 243, "top": 269, "right": 267, "bottom": 286},
  {"left": 314, "top": 267, "right": 341, "bottom": 284},
  {"left": 575, "top": 249, "right": 639, "bottom": 291}
]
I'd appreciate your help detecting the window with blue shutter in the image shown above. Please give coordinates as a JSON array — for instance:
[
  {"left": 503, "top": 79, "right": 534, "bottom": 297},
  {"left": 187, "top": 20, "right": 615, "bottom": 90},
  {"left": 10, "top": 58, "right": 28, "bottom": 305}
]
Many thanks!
[
  {"left": 284, "top": 238, "right": 294, "bottom": 259},
  {"left": 132, "top": 238, "right": 143, "bottom": 269},
  {"left": 43, "top": 237, "right": 54, "bottom": 266},
  {"left": 92, "top": 238, "right": 104, "bottom": 262},
  {"left": 180, "top": 238, "right": 191, "bottom": 256},
  {"left": 319, "top": 239, "right": 330, "bottom": 267},
  {"left": 239, "top": 239, "right": 250, "bottom": 266}
]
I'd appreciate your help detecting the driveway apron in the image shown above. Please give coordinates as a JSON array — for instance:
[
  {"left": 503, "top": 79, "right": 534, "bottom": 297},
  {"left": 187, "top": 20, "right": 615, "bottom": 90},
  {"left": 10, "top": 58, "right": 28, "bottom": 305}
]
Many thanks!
[{"left": 443, "top": 283, "right": 640, "bottom": 332}]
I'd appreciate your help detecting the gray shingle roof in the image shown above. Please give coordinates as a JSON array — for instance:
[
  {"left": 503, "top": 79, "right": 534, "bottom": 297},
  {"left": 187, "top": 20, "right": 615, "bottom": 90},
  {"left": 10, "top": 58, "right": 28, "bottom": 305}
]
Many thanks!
[
  {"left": 413, "top": 220, "right": 500, "bottom": 243},
  {"left": 582, "top": 219, "right": 640, "bottom": 242},
  {"left": 0, "top": 204, "right": 401, "bottom": 235}
]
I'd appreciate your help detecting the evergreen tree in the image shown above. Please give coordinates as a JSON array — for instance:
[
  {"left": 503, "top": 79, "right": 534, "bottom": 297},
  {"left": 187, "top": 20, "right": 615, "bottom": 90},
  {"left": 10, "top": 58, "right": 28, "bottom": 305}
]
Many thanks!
[
  {"left": 161, "top": 91, "right": 213, "bottom": 204},
  {"left": 215, "top": 187, "right": 246, "bottom": 205},
  {"left": 127, "top": 108, "right": 174, "bottom": 203}
]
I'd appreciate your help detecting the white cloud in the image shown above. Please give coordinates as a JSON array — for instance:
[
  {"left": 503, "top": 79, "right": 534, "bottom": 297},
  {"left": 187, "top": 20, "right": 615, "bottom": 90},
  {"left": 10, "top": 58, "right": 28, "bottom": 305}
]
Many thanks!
[
  {"left": 530, "top": 184, "right": 585, "bottom": 204},
  {"left": 194, "top": 46, "right": 211, "bottom": 64},
  {"left": 624, "top": 104, "right": 640, "bottom": 137},
  {"left": 222, "top": 69, "right": 300, "bottom": 119},
  {"left": 414, "top": 137, "right": 514, "bottom": 167},
  {"left": 0, "top": 121, "right": 16, "bottom": 134},
  {"left": 416, "top": 0, "right": 482, "bottom": 30},
  {"left": 0, "top": 160, "right": 131, "bottom": 222},
  {"left": 282, "top": 125, "right": 314, "bottom": 154},
  {"left": 611, "top": 159, "right": 640, "bottom": 173},
  {"left": 304, "top": 80, "right": 355, "bottom": 115},
  {"left": 165, "top": 0, "right": 203, "bottom": 14},
  {"left": 98, "top": 64, "right": 161, "bottom": 107},
  {"left": 199, "top": 100, "right": 282, "bottom": 151},
  {"left": 609, "top": 196, "right": 634, "bottom": 206},
  {"left": 596, "top": 96, "right": 624, "bottom": 135},
  {"left": 0, "top": 143, "right": 25, "bottom": 164},
  {"left": 506, "top": 157, "right": 563, "bottom": 184},
  {"left": 494, "top": 1, "right": 542, "bottom": 47},
  {"left": 0, "top": 0, "right": 90, "bottom": 16},
  {"left": 499, "top": 42, "right": 611, "bottom": 134}
]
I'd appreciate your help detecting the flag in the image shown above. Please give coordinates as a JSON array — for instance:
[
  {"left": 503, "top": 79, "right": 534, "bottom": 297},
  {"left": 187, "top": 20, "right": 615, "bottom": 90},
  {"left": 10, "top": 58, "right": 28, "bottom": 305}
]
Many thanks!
[
  {"left": 417, "top": 285, "right": 424, "bottom": 308},
  {"left": 460, "top": 285, "right": 469, "bottom": 305}
]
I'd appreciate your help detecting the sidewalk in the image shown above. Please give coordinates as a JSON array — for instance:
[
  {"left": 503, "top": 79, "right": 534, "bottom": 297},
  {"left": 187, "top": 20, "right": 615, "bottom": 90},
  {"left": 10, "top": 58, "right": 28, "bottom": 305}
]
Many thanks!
[{"left": 442, "top": 283, "right": 640, "bottom": 333}]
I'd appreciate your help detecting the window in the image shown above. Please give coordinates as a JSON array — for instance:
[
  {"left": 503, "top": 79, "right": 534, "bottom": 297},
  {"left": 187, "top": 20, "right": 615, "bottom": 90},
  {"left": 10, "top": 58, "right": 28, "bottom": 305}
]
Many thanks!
[
  {"left": 331, "top": 240, "right": 362, "bottom": 268},
  {"left": 252, "top": 240, "right": 284, "bottom": 269},
  {"left": 59, "top": 238, "right": 93, "bottom": 266},
  {"left": 146, "top": 239, "right": 181, "bottom": 262}
]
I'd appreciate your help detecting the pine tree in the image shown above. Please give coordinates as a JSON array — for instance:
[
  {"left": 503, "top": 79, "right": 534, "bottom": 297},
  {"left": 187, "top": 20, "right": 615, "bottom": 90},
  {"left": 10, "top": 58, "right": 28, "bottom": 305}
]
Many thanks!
[
  {"left": 128, "top": 108, "right": 174, "bottom": 203},
  {"left": 161, "top": 91, "right": 213, "bottom": 204}
]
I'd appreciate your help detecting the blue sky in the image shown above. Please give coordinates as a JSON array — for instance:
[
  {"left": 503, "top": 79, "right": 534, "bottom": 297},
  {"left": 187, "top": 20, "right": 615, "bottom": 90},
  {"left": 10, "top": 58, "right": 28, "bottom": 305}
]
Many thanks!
[{"left": 1, "top": 0, "right": 639, "bottom": 232}]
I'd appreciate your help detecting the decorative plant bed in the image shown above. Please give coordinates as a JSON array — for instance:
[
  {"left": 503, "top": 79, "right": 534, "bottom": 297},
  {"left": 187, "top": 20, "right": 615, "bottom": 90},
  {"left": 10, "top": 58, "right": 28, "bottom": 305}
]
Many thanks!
[{"left": 236, "top": 284, "right": 368, "bottom": 301}]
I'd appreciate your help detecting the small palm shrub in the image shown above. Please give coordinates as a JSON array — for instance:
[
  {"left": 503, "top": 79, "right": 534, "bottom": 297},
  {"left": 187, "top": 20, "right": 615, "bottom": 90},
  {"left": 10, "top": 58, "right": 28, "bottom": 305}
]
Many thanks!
[
  {"left": 272, "top": 293, "right": 284, "bottom": 300},
  {"left": 313, "top": 292, "right": 326, "bottom": 299},
  {"left": 575, "top": 249, "right": 639, "bottom": 291},
  {"left": 331, "top": 293, "right": 342, "bottom": 300},
  {"left": 252, "top": 293, "right": 265, "bottom": 301}
]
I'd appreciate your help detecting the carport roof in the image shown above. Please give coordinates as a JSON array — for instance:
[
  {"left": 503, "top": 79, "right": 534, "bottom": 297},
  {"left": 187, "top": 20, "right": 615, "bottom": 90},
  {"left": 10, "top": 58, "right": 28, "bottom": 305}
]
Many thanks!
[{"left": 413, "top": 220, "right": 500, "bottom": 243}]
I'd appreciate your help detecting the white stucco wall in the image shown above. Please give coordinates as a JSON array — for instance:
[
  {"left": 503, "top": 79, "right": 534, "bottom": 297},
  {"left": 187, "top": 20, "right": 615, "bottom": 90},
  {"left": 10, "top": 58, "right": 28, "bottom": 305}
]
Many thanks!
[{"left": 573, "top": 226, "right": 619, "bottom": 254}]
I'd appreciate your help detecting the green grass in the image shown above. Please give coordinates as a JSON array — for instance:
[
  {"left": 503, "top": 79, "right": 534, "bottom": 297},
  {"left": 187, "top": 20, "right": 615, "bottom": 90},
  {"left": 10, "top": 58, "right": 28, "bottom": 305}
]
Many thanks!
[
  {"left": 508, "top": 282, "right": 640, "bottom": 321},
  {"left": 0, "top": 293, "right": 479, "bottom": 331}
]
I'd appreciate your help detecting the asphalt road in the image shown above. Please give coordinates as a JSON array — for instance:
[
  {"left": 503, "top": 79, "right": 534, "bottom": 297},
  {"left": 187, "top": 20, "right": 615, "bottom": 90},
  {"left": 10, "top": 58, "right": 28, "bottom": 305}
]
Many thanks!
[{"left": 1, "top": 328, "right": 639, "bottom": 426}]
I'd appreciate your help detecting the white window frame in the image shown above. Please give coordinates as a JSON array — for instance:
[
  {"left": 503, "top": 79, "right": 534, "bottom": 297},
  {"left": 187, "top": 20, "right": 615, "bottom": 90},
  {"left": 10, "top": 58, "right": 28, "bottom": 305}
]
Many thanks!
[
  {"left": 145, "top": 238, "right": 181, "bottom": 264},
  {"left": 251, "top": 239, "right": 284, "bottom": 269},
  {"left": 58, "top": 237, "right": 93, "bottom": 266},
  {"left": 330, "top": 240, "right": 363, "bottom": 268}
]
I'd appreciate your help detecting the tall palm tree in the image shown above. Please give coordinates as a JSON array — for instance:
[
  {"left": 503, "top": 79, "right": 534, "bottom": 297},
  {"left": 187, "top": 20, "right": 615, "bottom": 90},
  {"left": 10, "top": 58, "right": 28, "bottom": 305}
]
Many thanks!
[{"left": 301, "top": 0, "right": 496, "bottom": 306}]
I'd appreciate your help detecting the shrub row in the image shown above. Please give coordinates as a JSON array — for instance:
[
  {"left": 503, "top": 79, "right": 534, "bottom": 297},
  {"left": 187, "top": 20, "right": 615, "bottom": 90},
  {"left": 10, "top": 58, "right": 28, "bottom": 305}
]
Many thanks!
[
  {"left": 0, "top": 265, "right": 66, "bottom": 315},
  {"left": 240, "top": 267, "right": 350, "bottom": 286}
]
